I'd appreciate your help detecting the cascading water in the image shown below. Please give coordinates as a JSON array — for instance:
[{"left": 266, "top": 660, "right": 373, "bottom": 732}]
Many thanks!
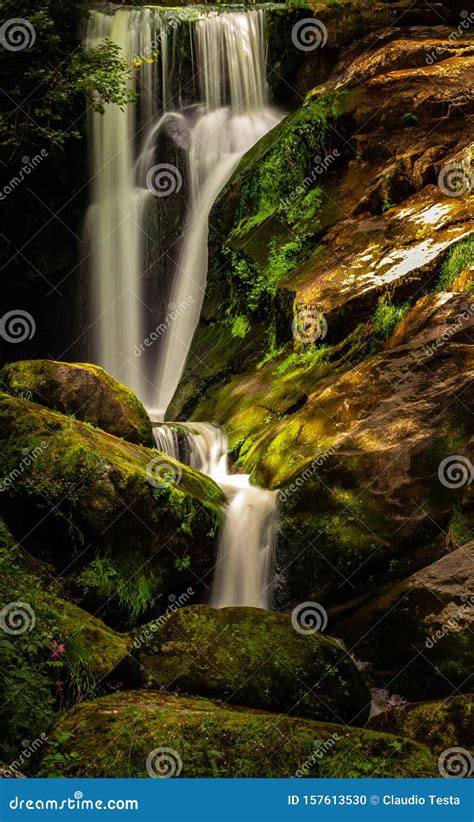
[
  {"left": 154, "top": 422, "right": 277, "bottom": 608},
  {"left": 85, "top": 6, "right": 281, "bottom": 609}
]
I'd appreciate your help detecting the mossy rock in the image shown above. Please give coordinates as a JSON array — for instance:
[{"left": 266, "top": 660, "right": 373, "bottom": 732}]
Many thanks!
[
  {"left": 0, "top": 393, "right": 224, "bottom": 628},
  {"left": 1, "top": 360, "right": 153, "bottom": 446},
  {"left": 38, "top": 690, "right": 437, "bottom": 778},
  {"left": 369, "top": 694, "right": 474, "bottom": 754},
  {"left": 336, "top": 543, "right": 474, "bottom": 700},
  {"left": 138, "top": 604, "right": 370, "bottom": 724},
  {"left": 0, "top": 518, "right": 133, "bottom": 763}
]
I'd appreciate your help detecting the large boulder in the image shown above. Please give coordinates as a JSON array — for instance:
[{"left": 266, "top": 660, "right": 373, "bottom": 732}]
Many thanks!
[
  {"left": 335, "top": 543, "right": 474, "bottom": 700},
  {"left": 0, "top": 393, "right": 224, "bottom": 628},
  {"left": 37, "top": 690, "right": 437, "bottom": 778},
  {"left": 1, "top": 360, "right": 153, "bottom": 446},
  {"left": 138, "top": 604, "right": 371, "bottom": 724},
  {"left": 369, "top": 694, "right": 474, "bottom": 754},
  {"left": 0, "top": 518, "right": 133, "bottom": 763}
]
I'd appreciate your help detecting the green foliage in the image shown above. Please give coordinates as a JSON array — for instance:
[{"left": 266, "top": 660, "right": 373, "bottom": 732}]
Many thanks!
[
  {"left": 0, "top": 0, "right": 136, "bottom": 152},
  {"left": 231, "top": 315, "right": 250, "bottom": 339},
  {"left": 371, "top": 296, "right": 410, "bottom": 346},
  {"left": 77, "top": 557, "right": 156, "bottom": 626},
  {"left": 37, "top": 731, "right": 80, "bottom": 778},
  {"left": 435, "top": 236, "right": 474, "bottom": 292},
  {"left": 275, "top": 345, "right": 330, "bottom": 376}
]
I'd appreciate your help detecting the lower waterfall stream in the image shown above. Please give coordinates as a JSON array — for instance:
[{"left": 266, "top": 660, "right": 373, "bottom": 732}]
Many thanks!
[{"left": 85, "top": 6, "right": 281, "bottom": 608}]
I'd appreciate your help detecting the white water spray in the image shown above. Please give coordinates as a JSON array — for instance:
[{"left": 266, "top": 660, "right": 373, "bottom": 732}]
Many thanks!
[{"left": 85, "top": 8, "right": 280, "bottom": 609}]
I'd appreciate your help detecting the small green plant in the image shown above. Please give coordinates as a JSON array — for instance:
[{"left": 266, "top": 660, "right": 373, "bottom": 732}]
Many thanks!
[
  {"left": 371, "top": 297, "right": 410, "bottom": 345},
  {"left": 38, "top": 732, "right": 80, "bottom": 778},
  {"left": 402, "top": 112, "right": 418, "bottom": 126},
  {"left": 174, "top": 553, "right": 191, "bottom": 572},
  {"left": 231, "top": 315, "right": 250, "bottom": 339},
  {"left": 435, "top": 236, "right": 474, "bottom": 292}
]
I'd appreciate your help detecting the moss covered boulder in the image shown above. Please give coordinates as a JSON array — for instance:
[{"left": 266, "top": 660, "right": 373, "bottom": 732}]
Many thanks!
[
  {"left": 138, "top": 604, "right": 370, "bottom": 724},
  {"left": 0, "top": 518, "right": 133, "bottom": 763},
  {"left": 369, "top": 694, "right": 474, "bottom": 754},
  {"left": 336, "top": 543, "right": 474, "bottom": 700},
  {"left": 0, "top": 393, "right": 224, "bottom": 628},
  {"left": 1, "top": 360, "right": 153, "bottom": 446},
  {"left": 38, "top": 690, "right": 437, "bottom": 778}
]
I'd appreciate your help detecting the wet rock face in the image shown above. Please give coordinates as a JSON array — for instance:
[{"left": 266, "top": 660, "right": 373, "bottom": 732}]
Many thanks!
[
  {"left": 172, "top": 23, "right": 473, "bottom": 620},
  {"left": 137, "top": 603, "right": 371, "bottom": 724},
  {"left": 335, "top": 543, "right": 474, "bottom": 699},
  {"left": 0, "top": 391, "right": 224, "bottom": 629},
  {"left": 0, "top": 360, "right": 153, "bottom": 446},
  {"left": 39, "top": 690, "right": 437, "bottom": 778}
]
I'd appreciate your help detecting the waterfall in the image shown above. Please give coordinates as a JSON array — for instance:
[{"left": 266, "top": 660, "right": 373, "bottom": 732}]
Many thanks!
[
  {"left": 85, "top": 7, "right": 281, "bottom": 609},
  {"left": 153, "top": 423, "right": 277, "bottom": 609},
  {"left": 152, "top": 11, "right": 281, "bottom": 418}
]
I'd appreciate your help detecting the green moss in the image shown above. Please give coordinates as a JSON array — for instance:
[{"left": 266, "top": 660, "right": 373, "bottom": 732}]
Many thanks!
[
  {"left": 0, "top": 360, "right": 153, "bottom": 446},
  {"left": 0, "top": 393, "right": 223, "bottom": 628},
  {"left": 369, "top": 694, "right": 473, "bottom": 753},
  {"left": 371, "top": 296, "right": 410, "bottom": 349},
  {"left": 139, "top": 604, "right": 370, "bottom": 723},
  {"left": 0, "top": 519, "right": 131, "bottom": 763},
  {"left": 435, "top": 236, "right": 473, "bottom": 291},
  {"left": 39, "top": 691, "right": 437, "bottom": 778}
]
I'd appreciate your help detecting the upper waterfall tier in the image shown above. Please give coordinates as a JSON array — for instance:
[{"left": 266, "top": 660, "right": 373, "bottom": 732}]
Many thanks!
[{"left": 84, "top": 7, "right": 281, "bottom": 415}]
